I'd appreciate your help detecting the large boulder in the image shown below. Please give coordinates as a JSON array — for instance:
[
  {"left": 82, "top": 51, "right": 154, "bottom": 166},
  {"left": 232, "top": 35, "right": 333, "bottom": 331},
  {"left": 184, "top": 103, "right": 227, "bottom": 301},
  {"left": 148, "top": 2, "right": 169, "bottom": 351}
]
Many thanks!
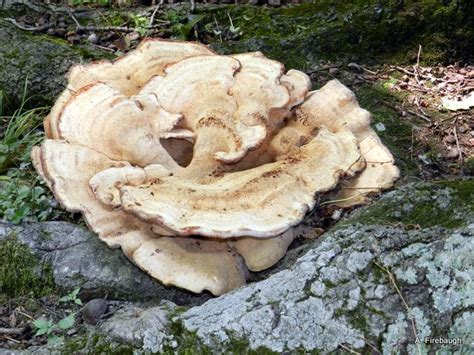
[
  {"left": 2, "top": 180, "right": 472, "bottom": 354},
  {"left": 0, "top": 221, "right": 210, "bottom": 305}
]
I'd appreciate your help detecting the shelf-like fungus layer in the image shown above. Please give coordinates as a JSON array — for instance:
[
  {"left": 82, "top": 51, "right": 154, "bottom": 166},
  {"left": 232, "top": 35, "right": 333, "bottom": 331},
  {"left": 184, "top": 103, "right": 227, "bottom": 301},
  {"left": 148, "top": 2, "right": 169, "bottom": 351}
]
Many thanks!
[{"left": 33, "top": 40, "right": 398, "bottom": 296}]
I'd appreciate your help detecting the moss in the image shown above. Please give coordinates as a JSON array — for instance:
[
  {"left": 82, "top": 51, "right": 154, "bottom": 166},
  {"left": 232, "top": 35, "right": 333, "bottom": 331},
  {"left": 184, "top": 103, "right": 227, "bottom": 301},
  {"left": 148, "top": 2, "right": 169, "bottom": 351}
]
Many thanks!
[
  {"left": 354, "top": 82, "right": 419, "bottom": 176},
  {"left": 342, "top": 180, "right": 473, "bottom": 229},
  {"left": 166, "top": 319, "right": 280, "bottom": 354},
  {"left": 0, "top": 233, "right": 56, "bottom": 300},
  {"left": 322, "top": 279, "right": 337, "bottom": 289},
  {"left": 201, "top": 0, "right": 473, "bottom": 67},
  {"left": 62, "top": 334, "right": 135, "bottom": 355}
]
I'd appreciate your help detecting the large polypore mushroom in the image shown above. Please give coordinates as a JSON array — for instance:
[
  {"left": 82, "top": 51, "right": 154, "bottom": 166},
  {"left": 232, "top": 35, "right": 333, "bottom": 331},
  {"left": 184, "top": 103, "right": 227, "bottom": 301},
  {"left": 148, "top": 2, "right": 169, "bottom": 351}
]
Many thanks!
[{"left": 33, "top": 39, "right": 399, "bottom": 296}]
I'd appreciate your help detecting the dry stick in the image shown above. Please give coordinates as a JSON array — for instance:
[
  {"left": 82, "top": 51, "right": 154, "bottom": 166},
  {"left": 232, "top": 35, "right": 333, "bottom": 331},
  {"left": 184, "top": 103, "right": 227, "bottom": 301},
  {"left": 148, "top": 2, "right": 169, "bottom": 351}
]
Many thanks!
[
  {"left": 0, "top": 327, "right": 26, "bottom": 336},
  {"left": 306, "top": 64, "right": 341, "bottom": 75},
  {"left": 453, "top": 126, "right": 463, "bottom": 163},
  {"left": 407, "top": 109, "right": 431, "bottom": 123},
  {"left": 67, "top": 8, "right": 151, "bottom": 33},
  {"left": 92, "top": 44, "right": 115, "bottom": 52},
  {"left": 3, "top": 18, "right": 52, "bottom": 32},
  {"left": 339, "top": 344, "right": 362, "bottom": 354},
  {"left": 149, "top": 0, "right": 165, "bottom": 27},
  {"left": 414, "top": 97, "right": 430, "bottom": 118},
  {"left": 414, "top": 44, "right": 422, "bottom": 84},
  {"left": 391, "top": 65, "right": 441, "bottom": 82},
  {"left": 362, "top": 66, "right": 378, "bottom": 75},
  {"left": 374, "top": 261, "right": 422, "bottom": 355},
  {"left": 0, "top": 335, "right": 21, "bottom": 343},
  {"left": 361, "top": 336, "right": 382, "bottom": 354}
]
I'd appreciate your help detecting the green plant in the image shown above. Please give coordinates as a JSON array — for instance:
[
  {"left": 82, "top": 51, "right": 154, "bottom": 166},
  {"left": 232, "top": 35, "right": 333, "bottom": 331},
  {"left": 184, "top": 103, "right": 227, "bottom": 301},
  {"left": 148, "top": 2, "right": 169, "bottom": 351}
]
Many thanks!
[
  {"left": 130, "top": 13, "right": 149, "bottom": 36},
  {"left": 59, "top": 287, "right": 83, "bottom": 305},
  {"left": 0, "top": 166, "right": 62, "bottom": 223},
  {"left": 167, "top": 9, "right": 206, "bottom": 40},
  {"left": 33, "top": 288, "right": 82, "bottom": 346},
  {"left": 33, "top": 313, "right": 76, "bottom": 346},
  {"left": 0, "top": 80, "right": 48, "bottom": 174}
]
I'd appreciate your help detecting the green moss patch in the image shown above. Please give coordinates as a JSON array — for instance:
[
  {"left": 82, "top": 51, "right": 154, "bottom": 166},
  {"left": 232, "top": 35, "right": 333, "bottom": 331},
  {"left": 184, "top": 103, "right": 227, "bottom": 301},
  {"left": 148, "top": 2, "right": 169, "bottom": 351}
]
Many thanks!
[
  {"left": 203, "top": 0, "right": 473, "bottom": 67},
  {"left": 343, "top": 180, "right": 474, "bottom": 229},
  {"left": 0, "top": 234, "right": 55, "bottom": 300}
]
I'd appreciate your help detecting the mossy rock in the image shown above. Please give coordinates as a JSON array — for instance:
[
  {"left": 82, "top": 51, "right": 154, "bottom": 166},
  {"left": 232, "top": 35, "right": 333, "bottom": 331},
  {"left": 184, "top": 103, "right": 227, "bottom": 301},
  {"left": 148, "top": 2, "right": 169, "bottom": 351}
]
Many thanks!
[
  {"left": 0, "top": 17, "right": 108, "bottom": 113},
  {"left": 342, "top": 179, "right": 474, "bottom": 230},
  {"left": 205, "top": 0, "right": 473, "bottom": 69},
  {"left": 0, "top": 233, "right": 55, "bottom": 301}
]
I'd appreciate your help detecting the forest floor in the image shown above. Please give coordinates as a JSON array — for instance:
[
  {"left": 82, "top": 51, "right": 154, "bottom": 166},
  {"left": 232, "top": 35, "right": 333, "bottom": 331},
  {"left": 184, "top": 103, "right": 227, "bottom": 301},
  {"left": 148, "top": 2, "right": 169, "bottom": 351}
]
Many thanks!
[{"left": 0, "top": 0, "right": 473, "bottom": 352}]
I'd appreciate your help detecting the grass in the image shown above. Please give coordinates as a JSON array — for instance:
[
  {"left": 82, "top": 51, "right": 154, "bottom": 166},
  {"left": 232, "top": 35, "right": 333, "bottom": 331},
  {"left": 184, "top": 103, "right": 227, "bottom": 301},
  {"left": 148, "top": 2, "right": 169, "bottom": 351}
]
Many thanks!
[
  {"left": 0, "top": 80, "right": 67, "bottom": 224},
  {"left": 0, "top": 79, "right": 48, "bottom": 175}
]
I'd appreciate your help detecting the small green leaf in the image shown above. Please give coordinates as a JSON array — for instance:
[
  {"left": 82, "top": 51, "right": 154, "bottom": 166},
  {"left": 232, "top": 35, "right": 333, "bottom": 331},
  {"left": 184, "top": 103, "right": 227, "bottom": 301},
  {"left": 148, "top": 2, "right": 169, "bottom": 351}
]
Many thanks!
[
  {"left": 75, "top": 298, "right": 83, "bottom": 305},
  {"left": 57, "top": 314, "right": 75, "bottom": 330},
  {"left": 58, "top": 295, "right": 69, "bottom": 303},
  {"left": 47, "top": 335, "right": 64, "bottom": 346},
  {"left": 33, "top": 318, "right": 54, "bottom": 336}
]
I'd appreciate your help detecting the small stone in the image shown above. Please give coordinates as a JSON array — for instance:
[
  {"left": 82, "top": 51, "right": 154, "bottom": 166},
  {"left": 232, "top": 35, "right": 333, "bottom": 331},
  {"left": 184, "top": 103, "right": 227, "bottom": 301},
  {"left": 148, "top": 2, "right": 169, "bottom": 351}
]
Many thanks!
[
  {"left": 82, "top": 299, "right": 108, "bottom": 325},
  {"left": 268, "top": 0, "right": 281, "bottom": 6},
  {"left": 375, "top": 122, "right": 386, "bottom": 132},
  {"left": 347, "top": 62, "right": 362, "bottom": 72},
  {"left": 46, "top": 28, "right": 57, "bottom": 36},
  {"left": 445, "top": 149, "right": 459, "bottom": 159},
  {"left": 87, "top": 33, "right": 99, "bottom": 44},
  {"left": 67, "top": 35, "right": 81, "bottom": 45},
  {"left": 457, "top": 126, "right": 467, "bottom": 133},
  {"left": 331, "top": 209, "right": 342, "bottom": 220},
  {"left": 444, "top": 135, "right": 456, "bottom": 144},
  {"left": 127, "top": 31, "right": 141, "bottom": 41},
  {"left": 56, "top": 29, "right": 66, "bottom": 37},
  {"left": 328, "top": 67, "right": 339, "bottom": 75}
]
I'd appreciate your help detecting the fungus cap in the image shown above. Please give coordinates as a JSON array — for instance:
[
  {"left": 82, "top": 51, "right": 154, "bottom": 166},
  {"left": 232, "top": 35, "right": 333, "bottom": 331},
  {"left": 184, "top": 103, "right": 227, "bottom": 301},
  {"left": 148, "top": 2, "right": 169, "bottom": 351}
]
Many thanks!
[{"left": 33, "top": 41, "right": 398, "bottom": 296}]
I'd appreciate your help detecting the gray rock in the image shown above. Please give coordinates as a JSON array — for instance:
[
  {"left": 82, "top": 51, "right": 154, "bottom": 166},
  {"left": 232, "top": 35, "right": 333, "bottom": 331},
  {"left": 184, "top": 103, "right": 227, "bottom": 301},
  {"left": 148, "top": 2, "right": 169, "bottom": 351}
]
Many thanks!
[
  {"left": 179, "top": 224, "right": 473, "bottom": 353},
  {"left": 0, "top": 221, "right": 210, "bottom": 305},
  {"left": 98, "top": 303, "right": 172, "bottom": 346},
  {"left": 82, "top": 299, "right": 108, "bottom": 325}
]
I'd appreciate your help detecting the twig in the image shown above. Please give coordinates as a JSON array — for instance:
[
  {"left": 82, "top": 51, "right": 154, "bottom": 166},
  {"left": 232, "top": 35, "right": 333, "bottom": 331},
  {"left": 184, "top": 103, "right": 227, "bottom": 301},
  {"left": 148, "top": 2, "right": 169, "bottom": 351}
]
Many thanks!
[
  {"left": 306, "top": 64, "right": 340, "bottom": 75},
  {"left": 3, "top": 18, "right": 52, "bottom": 32},
  {"left": 339, "top": 344, "right": 362, "bottom": 354},
  {"left": 0, "top": 335, "right": 21, "bottom": 343},
  {"left": 0, "top": 327, "right": 26, "bottom": 336},
  {"left": 391, "top": 65, "right": 440, "bottom": 82},
  {"left": 319, "top": 192, "right": 364, "bottom": 206},
  {"left": 361, "top": 336, "right": 381, "bottom": 354},
  {"left": 67, "top": 7, "right": 139, "bottom": 33},
  {"left": 92, "top": 44, "right": 115, "bottom": 52},
  {"left": 67, "top": 7, "right": 81, "bottom": 28},
  {"left": 406, "top": 109, "right": 431, "bottom": 123},
  {"left": 414, "top": 44, "right": 422, "bottom": 84},
  {"left": 414, "top": 97, "right": 430, "bottom": 118},
  {"left": 453, "top": 127, "right": 463, "bottom": 163},
  {"left": 14, "top": 309, "right": 34, "bottom": 321},
  {"left": 149, "top": 0, "right": 165, "bottom": 27},
  {"left": 362, "top": 66, "right": 378, "bottom": 75},
  {"left": 374, "top": 261, "right": 422, "bottom": 355}
]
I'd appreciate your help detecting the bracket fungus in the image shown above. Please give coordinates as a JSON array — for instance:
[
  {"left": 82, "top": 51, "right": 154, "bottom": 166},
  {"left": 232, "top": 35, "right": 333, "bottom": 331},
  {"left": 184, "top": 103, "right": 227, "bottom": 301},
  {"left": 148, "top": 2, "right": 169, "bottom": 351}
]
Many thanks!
[{"left": 33, "top": 39, "right": 399, "bottom": 296}]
